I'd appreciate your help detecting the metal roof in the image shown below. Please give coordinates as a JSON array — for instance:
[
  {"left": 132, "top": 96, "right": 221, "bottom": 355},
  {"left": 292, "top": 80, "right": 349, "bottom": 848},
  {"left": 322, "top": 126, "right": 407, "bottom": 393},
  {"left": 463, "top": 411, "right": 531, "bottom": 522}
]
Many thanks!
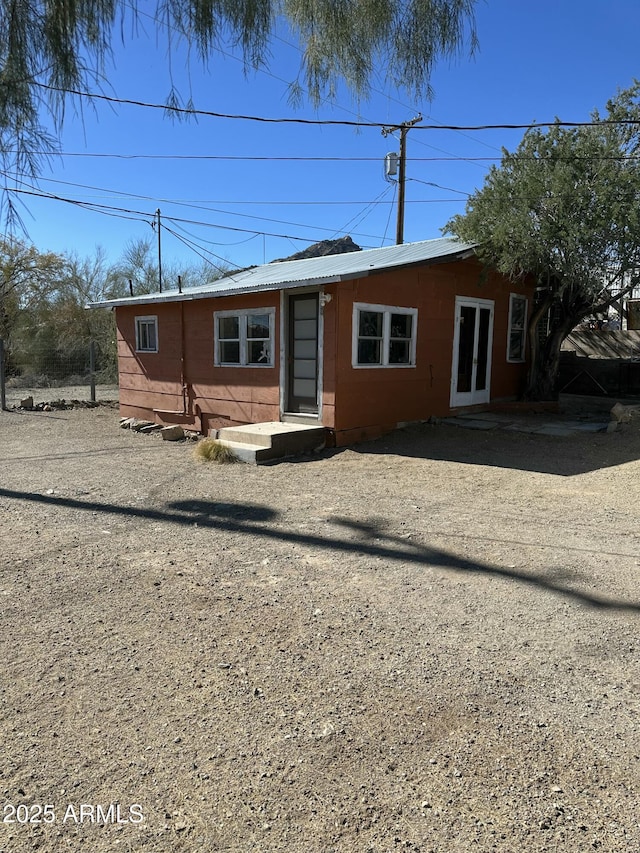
[{"left": 88, "top": 237, "right": 478, "bottom": 308}]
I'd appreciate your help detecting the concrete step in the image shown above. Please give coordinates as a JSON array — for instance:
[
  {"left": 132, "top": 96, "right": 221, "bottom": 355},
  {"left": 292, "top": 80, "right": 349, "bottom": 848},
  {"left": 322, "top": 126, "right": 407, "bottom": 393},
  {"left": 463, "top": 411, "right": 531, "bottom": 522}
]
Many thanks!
[
  {"left": 213, "top": 421, "right": 326, "bottom": 464},
  {"left": 214, "top": 439, "right": 279, "bottom": 465}
]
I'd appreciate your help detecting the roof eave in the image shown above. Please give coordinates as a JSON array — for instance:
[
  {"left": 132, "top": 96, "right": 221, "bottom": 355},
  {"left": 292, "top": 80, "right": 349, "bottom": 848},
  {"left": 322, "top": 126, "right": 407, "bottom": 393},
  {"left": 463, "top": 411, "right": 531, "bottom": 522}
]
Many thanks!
[
  {"left": 87, "top": 274, "right": 347, "bottom": 309},
  {"left": 87, "top": 241, "right": 479, "bottom": 309}
]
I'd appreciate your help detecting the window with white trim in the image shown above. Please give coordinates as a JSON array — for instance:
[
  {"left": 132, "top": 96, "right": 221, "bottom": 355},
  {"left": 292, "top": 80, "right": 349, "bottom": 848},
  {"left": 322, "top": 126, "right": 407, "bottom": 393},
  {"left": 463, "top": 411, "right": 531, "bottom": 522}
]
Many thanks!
[
  {"left": 214, "top": 308, "right": 275, "bottom": 367},
  {"left": 507, "top": 294, "right": 528, "bottom": 362},
  {"left": 135, "top": 316, "right": 158, "bottom": 352},
  {"left": 352, "top": 303, "right": 417, "bottom": 367}
]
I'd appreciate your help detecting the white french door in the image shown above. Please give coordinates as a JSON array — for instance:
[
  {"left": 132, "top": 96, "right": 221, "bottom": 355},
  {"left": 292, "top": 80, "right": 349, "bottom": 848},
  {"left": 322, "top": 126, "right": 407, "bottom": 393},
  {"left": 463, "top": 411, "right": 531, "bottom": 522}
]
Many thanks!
[{"left": 450, "top": 297, "right": 494, "bottom": 407}]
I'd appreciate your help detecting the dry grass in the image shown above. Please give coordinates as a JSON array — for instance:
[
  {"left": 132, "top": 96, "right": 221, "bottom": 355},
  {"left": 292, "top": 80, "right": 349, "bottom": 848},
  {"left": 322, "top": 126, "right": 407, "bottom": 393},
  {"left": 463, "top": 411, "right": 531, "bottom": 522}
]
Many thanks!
[{"left": 192, "top": 436, "right": 237, "bottom": 463}]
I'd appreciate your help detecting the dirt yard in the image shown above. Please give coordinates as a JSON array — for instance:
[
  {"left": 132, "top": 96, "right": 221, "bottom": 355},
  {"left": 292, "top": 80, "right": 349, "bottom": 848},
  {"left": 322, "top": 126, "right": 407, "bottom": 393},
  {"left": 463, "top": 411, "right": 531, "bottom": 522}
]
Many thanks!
[
  {"left": 2, "top": 383, "right": 120, "bottom": 408},
  {"left": 1, "top": 401, "right": 639, "bottom": 852}
]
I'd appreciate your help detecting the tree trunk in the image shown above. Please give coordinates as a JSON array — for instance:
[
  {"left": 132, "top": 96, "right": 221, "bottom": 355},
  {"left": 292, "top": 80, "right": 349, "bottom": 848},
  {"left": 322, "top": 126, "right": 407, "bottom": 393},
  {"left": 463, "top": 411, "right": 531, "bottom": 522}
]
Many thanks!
[
  {"left": 522, "top": 281, "right": 595, "bottom": 402},
  {"left": 523, "top": 326, "right": 570, "bottom": 401}
]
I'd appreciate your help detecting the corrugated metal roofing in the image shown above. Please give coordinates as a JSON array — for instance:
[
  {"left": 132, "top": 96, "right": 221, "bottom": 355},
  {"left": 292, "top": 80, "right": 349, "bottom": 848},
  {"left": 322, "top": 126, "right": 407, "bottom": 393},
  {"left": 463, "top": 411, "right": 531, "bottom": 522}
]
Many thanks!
[{"left": 89, "top": 237, "right": 478, "bottom": 308}]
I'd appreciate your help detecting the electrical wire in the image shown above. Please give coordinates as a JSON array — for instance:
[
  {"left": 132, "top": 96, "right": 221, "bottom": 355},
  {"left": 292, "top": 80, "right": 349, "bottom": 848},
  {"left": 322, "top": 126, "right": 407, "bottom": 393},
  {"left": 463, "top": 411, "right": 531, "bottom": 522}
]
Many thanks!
[
  {"left": 123, "top": 1, "right": 498, "bottom": 165},
  {"left": 13, "top": 150, "right": 640, "bottom": 162},
  {"left": 35, "top": 83, "right": 640, "bottom": 131},
  {"left": 160, "top": 223, "right": 240, "bottom": 273},
  {"left": 5, "top": 183, "right": 384, "bottom": 247},
  {"left": 330, "top": 185, "right": 396, "bottom": 243},
  {"left": 4, "top": 150, "right": 495, "bottom": 162},
  {"left": 25, "top": 170, "right": 452, "bottom": 207},
  {"left": 4, "top": 171, "right": 419, "bottom": 243},
  {"left": 408, "top": 177, "right": 471, "bottom": 196},
  {"left": 381, "top": 183, "right": 398, "bottom": 246}
]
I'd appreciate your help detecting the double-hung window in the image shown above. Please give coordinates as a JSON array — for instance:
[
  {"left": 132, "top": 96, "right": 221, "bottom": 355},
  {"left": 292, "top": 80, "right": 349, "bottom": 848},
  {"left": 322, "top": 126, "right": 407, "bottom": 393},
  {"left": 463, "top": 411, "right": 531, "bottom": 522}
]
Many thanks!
[
  {"left": 507, "top": 294, "right": 528, "bottom": 362},
  {"left": 352, "top": 303, "right": 417, "bottom": 367},
  {"left": 135, "top": 316, "right": 158, "bottom": 352},
  {"left": 215, "top": 308, "right": 274, "bottom": 367}
]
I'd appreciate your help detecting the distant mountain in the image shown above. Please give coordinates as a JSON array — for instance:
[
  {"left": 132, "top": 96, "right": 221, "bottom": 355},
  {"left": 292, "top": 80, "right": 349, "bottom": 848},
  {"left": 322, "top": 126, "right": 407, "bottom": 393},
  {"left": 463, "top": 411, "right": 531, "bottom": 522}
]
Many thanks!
[{"left": 272, "top": 236, "right": 361, "bottom": 263}]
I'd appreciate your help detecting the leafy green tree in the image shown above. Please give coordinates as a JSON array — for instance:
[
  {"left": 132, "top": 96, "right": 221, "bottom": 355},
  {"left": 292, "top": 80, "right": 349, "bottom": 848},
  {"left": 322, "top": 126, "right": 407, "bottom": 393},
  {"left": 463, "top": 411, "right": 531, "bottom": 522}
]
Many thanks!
[
  {"left": 0, "top": 238, "right": 228, "bottom": 383},
  {"left": 0, "top": 240, "right": 116, "bottom": 381},
  {"left": 0, "top": 238, "right": 69, "bottom": 371},
  {"left": 0, "top": 0, "right": 477, "bottom": 226},
  {"left": 447, "top": 83, "right": 640, "bottom": 401}
]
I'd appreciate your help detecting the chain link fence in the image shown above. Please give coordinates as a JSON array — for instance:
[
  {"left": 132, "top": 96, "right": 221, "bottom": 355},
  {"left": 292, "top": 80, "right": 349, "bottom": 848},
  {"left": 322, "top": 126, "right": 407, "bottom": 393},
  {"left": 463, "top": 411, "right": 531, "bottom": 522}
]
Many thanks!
[{"left": 0, "top": 338, "right": 119, "bottom": 410}]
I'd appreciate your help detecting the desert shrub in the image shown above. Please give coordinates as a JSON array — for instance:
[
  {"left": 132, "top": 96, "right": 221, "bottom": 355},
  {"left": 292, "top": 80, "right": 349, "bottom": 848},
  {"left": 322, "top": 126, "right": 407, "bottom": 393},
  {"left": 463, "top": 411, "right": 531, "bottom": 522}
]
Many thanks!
[
  {"left": 193, "top": 438, "right": 237, "bottom": 464},
  {"left": 6, "top": 373, "right": 51, "bottom": 388}
]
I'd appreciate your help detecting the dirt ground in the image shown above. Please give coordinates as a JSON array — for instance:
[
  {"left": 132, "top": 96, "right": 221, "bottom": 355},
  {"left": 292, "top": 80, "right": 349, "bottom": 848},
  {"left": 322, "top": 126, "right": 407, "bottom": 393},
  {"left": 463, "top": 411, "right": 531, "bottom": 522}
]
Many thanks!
[
  {"left": 2, "top": 383, "right": 120, "bottom": 408},
  {"left": 1, "top": 398, "right": 639, "bottom": 853}
]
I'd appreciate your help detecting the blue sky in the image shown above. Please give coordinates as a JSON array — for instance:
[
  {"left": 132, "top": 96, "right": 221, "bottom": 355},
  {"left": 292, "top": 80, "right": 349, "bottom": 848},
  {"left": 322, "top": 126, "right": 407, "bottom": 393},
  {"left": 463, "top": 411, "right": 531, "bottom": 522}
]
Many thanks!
[{"left": 11, "top": 0, "right": 640, "bottom": 277}]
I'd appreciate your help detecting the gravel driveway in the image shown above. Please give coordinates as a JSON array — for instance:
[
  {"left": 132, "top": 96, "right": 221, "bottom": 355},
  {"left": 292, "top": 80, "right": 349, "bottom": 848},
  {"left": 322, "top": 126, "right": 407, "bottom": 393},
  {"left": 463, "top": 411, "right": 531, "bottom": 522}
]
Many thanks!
[{"left": 0, "top": 403, "right": 639, "bottom": 852}]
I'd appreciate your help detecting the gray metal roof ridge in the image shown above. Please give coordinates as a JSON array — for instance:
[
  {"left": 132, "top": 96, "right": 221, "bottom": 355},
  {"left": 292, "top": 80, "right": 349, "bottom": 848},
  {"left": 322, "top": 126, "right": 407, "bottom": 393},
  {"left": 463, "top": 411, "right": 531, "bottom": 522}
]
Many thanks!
[{"left": 88, "top": 237, "right": 478, "bottom": 308}]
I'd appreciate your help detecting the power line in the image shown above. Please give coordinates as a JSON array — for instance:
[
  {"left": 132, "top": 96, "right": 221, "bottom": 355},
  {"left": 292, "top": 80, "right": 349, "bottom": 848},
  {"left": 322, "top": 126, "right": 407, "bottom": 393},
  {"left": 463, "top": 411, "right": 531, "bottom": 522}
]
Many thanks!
[
  {"left": 25, "top": 170, "right": 459, "bottom": 205},
  {"left": 381, "top": 183, "right": 398, "bottom": 246},
  {"left": 167, "top": 218, "right": 261, "bottom": 250},
  {"left": 35, "top": 84, "right": 389, "bottom": 127},
  {"left": 408, "top": 177, "right": 470, "bottom": 196},
  {"left": 5, "top": 184, "right": 386, "bottom": 247},
  {"left": 330, "top": 186, "right": 396, "bottom": 244},
  {"left": 121, "top": 2, "right": 497, "bottom": 167},
  {"left": 160, "top": 224, "right": 240, "bottom": 273},
  {"left": 15, "top": 149, "right": 640, "bottom": 164},
  {"left": 8, "top": 151, "right": 482, "bottom": 162},
  {"left": 5, "top": 171, "right": 453, "bottom": 244},
  {"left": 35, "top": 84, "right": 640, "bottom": 131}
]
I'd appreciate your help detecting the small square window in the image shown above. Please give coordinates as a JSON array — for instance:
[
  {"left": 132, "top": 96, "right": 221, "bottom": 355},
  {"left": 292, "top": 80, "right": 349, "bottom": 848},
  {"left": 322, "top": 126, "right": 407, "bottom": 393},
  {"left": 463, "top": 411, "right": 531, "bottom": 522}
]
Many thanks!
[
  {"left": 135, "top": 316, "right": 158, "bottom": 352},
  {"left": 214, "top": 308, "right": 275, "bottom": 367},
  {"left": 353, "top": 303, "right": 417, "bottom": 368}
]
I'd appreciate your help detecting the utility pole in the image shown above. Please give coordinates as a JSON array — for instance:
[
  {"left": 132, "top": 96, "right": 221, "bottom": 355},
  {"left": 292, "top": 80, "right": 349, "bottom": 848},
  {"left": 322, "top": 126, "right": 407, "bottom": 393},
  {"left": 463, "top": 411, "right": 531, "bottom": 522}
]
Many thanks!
[
  {"left": 382, "top": 115, "right": 422, "bottom": 244},
  {"left": 156, "top": 208, "right": 163, "bottom": 293}
]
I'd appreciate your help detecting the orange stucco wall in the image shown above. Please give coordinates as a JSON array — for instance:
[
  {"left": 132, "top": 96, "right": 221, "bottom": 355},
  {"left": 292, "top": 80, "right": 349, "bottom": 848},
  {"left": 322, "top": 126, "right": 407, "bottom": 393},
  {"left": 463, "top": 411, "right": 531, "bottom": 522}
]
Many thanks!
[
  {"left": 114, "top": 257, "right": 533, "bottom": 444},
  {"left": 328, "top": 257, "right": 532, "bottom": 445},
  {"left": 116, "top": 292, "right": 281, "bottom": 432}
]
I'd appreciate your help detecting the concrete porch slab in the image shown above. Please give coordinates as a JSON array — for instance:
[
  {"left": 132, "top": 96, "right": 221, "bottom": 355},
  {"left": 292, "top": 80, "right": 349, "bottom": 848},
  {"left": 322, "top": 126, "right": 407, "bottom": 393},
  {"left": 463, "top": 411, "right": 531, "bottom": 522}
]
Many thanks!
[
  {"left": 213, "top": 422, "right": 327, "bottom": 464},
  {"left": 441, "top": 417, "right": 498, "bottom": 430},
  {"left": 446, "top": 415, "right": 610, "bottom": 437}
]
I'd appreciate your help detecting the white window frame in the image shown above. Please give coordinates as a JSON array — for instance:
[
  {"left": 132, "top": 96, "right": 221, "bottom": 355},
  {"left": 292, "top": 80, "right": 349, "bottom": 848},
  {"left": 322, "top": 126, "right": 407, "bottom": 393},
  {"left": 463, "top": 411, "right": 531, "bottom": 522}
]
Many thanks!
[
  {"left": 507, "top": 294, "right": 528, "bottom": 363},
  {"left": 352, "top": 302, "right": 418, "bottom": 368},
  {"left": 135, "top": 315, "right": 158, "bottom": 353},
  {"left": 214, "top": 307, "right": 275, "bottom": 367}
]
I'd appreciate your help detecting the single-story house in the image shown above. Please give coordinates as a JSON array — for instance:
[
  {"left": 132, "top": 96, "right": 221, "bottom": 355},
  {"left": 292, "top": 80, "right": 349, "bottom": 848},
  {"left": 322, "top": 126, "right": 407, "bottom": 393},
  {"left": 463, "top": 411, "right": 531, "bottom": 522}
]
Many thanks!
[{"left": 90, "top": 237, "right": 535, "bottom": 447}]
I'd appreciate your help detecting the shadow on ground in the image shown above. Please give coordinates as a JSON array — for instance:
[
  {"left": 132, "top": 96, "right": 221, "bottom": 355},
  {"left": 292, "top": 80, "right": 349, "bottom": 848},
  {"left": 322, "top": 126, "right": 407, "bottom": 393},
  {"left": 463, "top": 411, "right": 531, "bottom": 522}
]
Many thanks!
[
  {"left": 1, "top": 487, "right": 639, "bottom": 614},
  {"left": 347, "top": 415, "right": 640, "bottom": 477}
]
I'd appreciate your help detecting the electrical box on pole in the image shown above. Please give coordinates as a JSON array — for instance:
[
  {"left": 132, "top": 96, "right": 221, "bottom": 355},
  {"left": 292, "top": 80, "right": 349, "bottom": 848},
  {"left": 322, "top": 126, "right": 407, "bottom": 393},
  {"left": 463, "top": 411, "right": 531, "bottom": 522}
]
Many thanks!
[{"left": 384, "top": 152, "right": 399, "bottom": 180}]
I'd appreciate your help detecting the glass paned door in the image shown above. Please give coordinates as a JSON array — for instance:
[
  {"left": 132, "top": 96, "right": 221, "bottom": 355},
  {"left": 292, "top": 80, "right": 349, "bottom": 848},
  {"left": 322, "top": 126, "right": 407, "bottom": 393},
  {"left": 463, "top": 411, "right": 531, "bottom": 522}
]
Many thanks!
[
  {"left": 287, "top": 294, "right": 319, "bottom": 414},
  {"left": 450, "top": 298, "right": 494, "bottom": 407}
]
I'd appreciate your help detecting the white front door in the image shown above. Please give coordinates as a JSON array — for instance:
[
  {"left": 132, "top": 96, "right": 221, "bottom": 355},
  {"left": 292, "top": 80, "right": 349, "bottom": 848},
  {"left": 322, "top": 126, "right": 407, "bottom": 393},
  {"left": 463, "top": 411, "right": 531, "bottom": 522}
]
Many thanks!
[{"left": 450, "top": 297, "right": 494, "bottom": 407}]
